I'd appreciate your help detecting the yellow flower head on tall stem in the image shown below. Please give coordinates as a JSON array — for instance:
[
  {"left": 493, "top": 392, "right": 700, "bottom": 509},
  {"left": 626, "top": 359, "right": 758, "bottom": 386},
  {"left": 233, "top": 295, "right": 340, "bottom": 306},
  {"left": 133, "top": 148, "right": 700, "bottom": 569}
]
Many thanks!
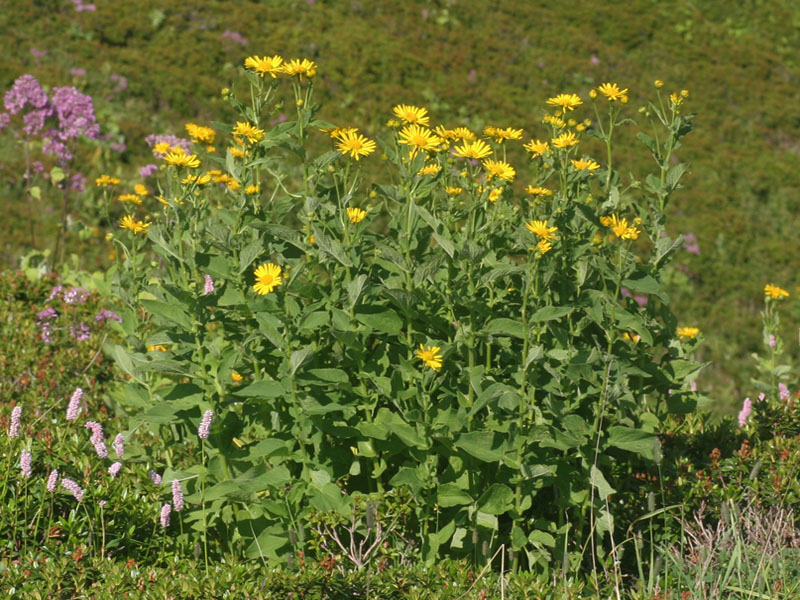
[
  {"left": 119, "top": 215, "right": 151, "bottom": 235},
  {"left": 185, "top": 123, "right": 216, "bottom": 145},
  {"left": 253, "top": 263, "right": 283, "bottom": 295},
  {"left": 283, "top": 58, "right": 317, "bottom": 78},
  {"left": 546, "top": 93, "right": 583, "bottom": 114},
  {"left": 525, "top": 220, "right": 558, "bottom": 240},
  {"left": 415, "top": 344, "right": 443, "bottom": 371},
  {"left": 571, "top": 158, "right": 600, "bottom": 172},
  {"left": 398, "top": 124, "right": 443, "bottom": 157},
  {"left": 677, "top": 327, "right": 700, "bottom": 340},
  {"left": 452, "top": 139, "right": 493, "bottom": 160},
  {"left": 482, "top": 159, "right": 516, "bottom": 182},
  {"left": 523, "top": 139, "right": 550, "bottom": 158},
  {"left": 336, "top": 131, "right": 376, "bottom": 160},
  {"left": 347, "top": 207, "right": 367, "bottom": 224},
  {"left": 418, "top": 163, "right": 442, "bottom": 176},
  {"left": 605, "top": 214, "right": 640, "bottom": 240},
  {"left": 164, "top": 152, "right": 201, "bottom": 168},
  {"left": 244, "top": 55, "right": 285, "bottom": 78},
  {"left": 96, "top": 174, "right": 121, "bottom": 187},
  {"left": 551, "top": 131, "right": 579, "bottom": 149},
  {"left": 543, "top": 115, "right": 566, "bottom": 129},
  {"left": 392, "top": 104, "right": 430, "bottom": 126},
  {"left": 118, "top": 194, "right": 142, "bottom": 205},
  {"left": 484, "top": 126, "right": 523, "bottom": 143},
  {"left": 764, "top": 284, "right": 789, "bottom": 300},
  {"left": 232, "top": 122, "right": 265, "bottom": 144},
  {"left": 134, "top": 184, "right": 148, "bottom": 196},
  {"left": 597, "top": 82, "right": 629, "bottom": 101},
  {"left": 537, "top": 239, "right": 553, "bottom": 255}
]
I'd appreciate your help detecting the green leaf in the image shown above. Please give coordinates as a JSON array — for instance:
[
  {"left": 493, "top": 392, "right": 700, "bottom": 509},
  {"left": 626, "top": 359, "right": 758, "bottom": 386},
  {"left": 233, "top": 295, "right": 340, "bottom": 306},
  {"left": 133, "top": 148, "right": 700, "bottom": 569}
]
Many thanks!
[
  {"left": 312, "top": 225, "right": 352, "bottom": 267},
  {"left": 455, "top": 432, "right": 504, "bottom": 462},
  {"left": 622, "top": 274, "right": 668, "bottom": 303},
  {"left": 606, "top": 426, "right": 657, "bottom": 459},
  {"left": 238, "top": 239, "right": 264, "bottom": 274},
  {"left": 484, "top": 318, "right": 525, "bottom": 338},
  {"left": 476, "top": 484, "right": 513, "bottom": 515},
  {"left": 590, "top": 465, "right": 615, "bottom": 500},
  {"left": 666, "top": 163, "right": 688, "bottom": 190},
  {"left": 346, "top": 274, "right": 368, "bottom": 308},
  {"left": 233, "top": 379, "right": 284, "bottom": 398},
  {"left": 437, "top": 483, "right": 473, "bottom": 508},
  {"left": 528, "top": 530, "right": 556, "bottom": 548},
  {"left": 141, "top": 299, "right": 194, "bottom": 331},
  {"left": 355, "top": 306, "right": 403, "bottom": 335},
  {"left": 301, "top": 368, "right": 349, "bottom": 384},
  {"left": 431, "top": 232, "right": 455, "bottom": 258},
  {"left": 289, "top": 346, "right": 313, "bottom": 375},
  {"left": 531, "top": 306, "right": 573, "bottom": 322}
]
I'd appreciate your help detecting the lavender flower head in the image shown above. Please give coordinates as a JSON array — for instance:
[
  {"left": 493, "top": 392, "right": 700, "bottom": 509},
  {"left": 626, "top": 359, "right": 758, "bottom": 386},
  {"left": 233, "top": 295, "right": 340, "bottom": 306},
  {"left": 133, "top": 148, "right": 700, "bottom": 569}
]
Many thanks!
[
  {"left": 63, "top": 287, "right": 90, "bottom": 304},
  {"left": 46, "top": 469, "right": 59, "bottom": 492},
  {"left": 70, "top": 172, "right": 87, "bottom": 192},
  {"left": 108, "top": 462, "right": 122, "bottom": 478},
  {"left": 4, "top": 75, "right": 53, "bottom": 136},
  {"left": 61, "top": 477, "right": 84, "bottom": 501},
  {"left": 769, "top": 334, "right": 777, "bottom": 348},
  {"left": 66, "top": 387, "right": 83, "bottom": 421},
  {"left": 145, "top": 133, "right": 191, "bottom": 158},
  {"left": 95, "top": 309, "right": 122, "bottom": 324},
  {"left": 203, "top": 274, "right": 214, "bottom": 296},
  {"left": 113, "top": 433, "right": 124, "bottom": 458},
  {"left": 738, "top": 397, "right": 752, "bottom": 427},
  {"left": 36, "top": 306, "right": 58, "bottom": 321},
  {"left": 0, "top": 112, "right": 10, "bottom": 132},
  {"left": 47, "top": 285, "right": 64, "bottom": 301},
  {"left": 757, "top": 392, "right": 766, "bottom": 403},
  {"left": 139, "top": 163, "right": 159, "bottom": 178},
  {"left": 70, "top": 322, "right": 90, "bottom": 342},
  {"left": 198, "top": 410, "right": 213, "bottom": 439},
  {"left": 85, "top": 420, "right": 104, "bottom": 442},
  {"left": 172, "top": 479, "right": 184, "bottom": 512},
  {"left": 20, "top": 450, "right": 33, "bottom": 478},
  {"left": 9, "top": 406, "right": 22, "bottom": 438},
  {"left": 779, "top": 383, "right": 790, "bottom": 401},
  {"left": 160, "top": 503, "right": 172, "bottom": 528},
  {"left": 149, "top": 470, "right": 162, "bottom": 485}
]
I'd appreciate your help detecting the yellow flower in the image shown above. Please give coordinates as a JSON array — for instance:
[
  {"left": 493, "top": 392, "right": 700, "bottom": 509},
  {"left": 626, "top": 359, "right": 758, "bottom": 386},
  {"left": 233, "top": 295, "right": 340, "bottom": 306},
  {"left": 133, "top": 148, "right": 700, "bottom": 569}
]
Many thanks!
[
  {"left": 677, "top": 327, "right": 700, "bottom": 340},
  {"left": 415, "top": 344, "right": 443, "bottom": 371},
  {"left": 571, "top": 158, "right": 600, "bottom": 171},
  {"left": 525, "top": 220, "right": 558, "bottom": 240},
  {"left": 543, "top": 114, "right": 566, "bottom": 129},
  {"left": 680, "top": 89, "right": 689, "bottom": 98},
  {"left": 147, "top": 345, "right": 168, "bottom": 352},
  {"left": 525, "top": 186, "right": 553, "bottom": 196},
  {"left": 185, "top": 123, "right": 216, "bottom": 145},
  {"left": 445, "top": 186, "right": 463, "bottom": 195},
  {"left": 484, "top": 126, "right": 523, "bottom": 143},
  {"left": 597, "top": 82, "right": 628, "bottom": 101},
  {"left": 283, "top": 58, "right": 317, "bottom": 78},
  {"left": 232, "top": 122, "right": 265, "bottom": 144},
  {"left": 157, "top": 196, "right": 182, "bottom": 207},
  {"left": 488, "top": 187, "right": 503, "bottom": 203},
  {"left": 336, "top": 131, "right": 377, "bottom": 160},
  {"left": 398, "top": 124, "right": 443, "bottom": 156},
  {"left": 537, "top": 239, "right": 553, "bottom": 255},
  {"left": 96, "top": 174, "right": 121, "bottom": 187},
  {"left": 119, "top": 215, "right": 151, "bottom": 235},
  {"left": 153, "top": 142, "right": 172, "bottom": 155},
  {"left": 551, "top": 131, "right": 579, "bottom": 148},
  {"left": 134, "top": 184, "right": 148, "bottom": 196},
  {"left": 245, "top": 184, "right": 260, "bottom": 195},
  {"left": 230, "top": 146, "right": 247, "bottom": 158},
  {"left": 546, "top": 93, "right": 583, "bottom": 113},
  {"left": 482, "top": 159, "right": 516, "bottom": 181},
  {"left": 253, "top": 263, "right": 283, "bottom": 295},
  {"left": 182, "top": 173, "right": 212, "bottom": 186},
  {"left": 764, "top": 284, "right": 789, "bottom": 300},
  {"left": 392, "top": 104, "right": 430, "bottom": 126},
  {"left": 654, "top": 80, "right": 664, "bottom": 88},
  {"left": 452, "top": 139, "right": 493, "bottom": 160},
  {"left": 418, "top": 163, "right": 442, "bottom": 176},
  {"left": 244, "top": 55, "right": 285, "bottom": 78},
  {"left": 449, "top": 127, "right": 476, "bottom": 141},
  {"left": 164, "top": 152, "right": 201, "bottom": 168},
  {"left": 588, "top": 89, "right": 598, "bottom": 99},
  {"left": 231, "top": 372, "right": 243, "bottom": 382},
  {"left": 347, "top": 207, "right": 367, "bottom": 223},
  {"left": 623, "top": 332, "right": 641, "bottom": 343},
  {"left": 323, "top": 126, "right": 359, "bottom": 140},
  {"left": 523, "top": 139, "right": 550, "bottom": 158},
  {"left": 118, "top": 193, "right": 141, "bottom": 204},
  {"left": 605, "top": 214, "right": 640, "bottom": 240}
]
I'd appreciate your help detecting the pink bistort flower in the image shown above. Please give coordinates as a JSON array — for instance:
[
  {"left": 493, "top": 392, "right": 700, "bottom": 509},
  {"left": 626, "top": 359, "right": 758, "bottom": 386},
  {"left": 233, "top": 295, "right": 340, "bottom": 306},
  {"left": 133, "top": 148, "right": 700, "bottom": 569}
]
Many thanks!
[{"left": 738, "top": 397, "right": 752, "bottom": 427}]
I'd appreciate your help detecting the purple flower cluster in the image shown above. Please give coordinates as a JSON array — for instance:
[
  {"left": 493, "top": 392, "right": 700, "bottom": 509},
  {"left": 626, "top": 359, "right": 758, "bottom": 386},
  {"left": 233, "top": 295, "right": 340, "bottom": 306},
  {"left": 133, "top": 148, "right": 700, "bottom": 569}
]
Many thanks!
[
  {"left": 139, "top": 163, "right": 159, "bottom": 178},
  {"left": 36, "top": 306, "right": 59, "bottom": 343},
  {"left": 95, "top": 309, "right": 122, "bottom": 324},
  {"left": 108, "top": 462, "right": 122, "bottom": 478},
  {"left": 61, "top": 477, "right": 84, "bottom": 501},
  {"left": 145, "top": 133, "right": 191, "bottom": 158},
  {"left": 172, "top": 479, "right": 184, "bottom": 511},
  {"left": 20, "top": 450, "right": 33, "bottom": 478},
  {"left": 682, "top": 233, "right": 701, "bottom": 256},
  {"left": 9, "top": 406, "right": 22, "bottom": 437},
  {"left": 70, "top": 322, "right": 90, "bottom": 342},
  {"left": 160, "top": 503, "right": 172, "bottom": 528},
  {"left": 70, "top": 172, "right": 88, "bottom": 192},
  {"left": 3, "top": 75, "right": 54, "bottom": 137},
  {"left": 198, "top": 410, "right": 214, "bottom": 439},
  {"left": 203, "top": 274, "right": 215, "bottom": 296},
  {"left": 47, "top": 469, "right": 59, "bottom": 492},
  {"left": 221, "top": 29, "right": 249, "bottom": 47},
  {"left": 85, "top": 421, "right": 108, "bottom": 458},
  {"left": 738, "top": 397, "right": 752, "bottom": 427},
  {"left": 66, "top": 387, "right": 83, "bottom": 421},
  {"left": 109, "top": 73, "right": 127, "bottom": 93},
  {"left": 70, "top": 0, "right": 97, "bottom": 12},
  {"left": 149, "top": 470, "right": 163, "bottom": 485},
  {"left": 113, "top": 433, "right": 125, "bottom": 458},
  {"left": 779, "top": 383, "right": 790, "bottom": 402},
  {"left": 63, "top": 286, "right": 89, "bottom": 305}
]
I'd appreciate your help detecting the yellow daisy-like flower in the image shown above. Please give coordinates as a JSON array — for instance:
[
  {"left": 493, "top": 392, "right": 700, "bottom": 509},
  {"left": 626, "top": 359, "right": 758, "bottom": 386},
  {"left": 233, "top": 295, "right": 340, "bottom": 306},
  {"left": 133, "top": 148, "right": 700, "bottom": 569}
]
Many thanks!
[
  {"left": 418, "top": 163, "right": 442, "bottom": 176},
  {"left": 323, "top": 126, "right": 359, "bottom": 141},
  {"left": 677, "top": 327, "right": 700, "bottom": 340},
  {"left": 253, "top": 263, "right": 283, "bottom": 295},
  {"left": 543, "top": 115, "right": 566, "bottom": 129},
  {"left": 119, "top": 215, "right": 151, "bottom": 235},
  {"left": 623, "top": 332, "right": 641, "bottom": 343},
  {"left": 605, "top": 214, "right": 640, "bottom": 240},
  {"left": 445, "top": 186, "right": 462, "bottom": 195},
  {"left": 232, "top": 122, "right": 265, "bottom": 144},
  {"left": 484, "top": 126, "right": 523, "bottom": 143},
  {"left": 147, "top": 345, "right": 168, "bottom": 352},
  {"left": 347, "top": 207, "right": 367, "bottom": 223},
  {"left": 482, "top": 159, "right": 516, "bottom": 181},
  {"left": 182, "top": 173, "right": 212, "bottom": 186},
  {"left": 415, "top": 344, "right": 443, "bottom": 371},
  {"left": 398, "top": 124, "right": 443, "bottom": 156},
  {"left": 134, "top": 184, "right": 148, "bottom": 196},
  {"left": 336, "top": 131, "right": 377, "bottom": 161},
  {"left": 546, "top": 93, "right": 583, "bottom": 113},
  {"left": 571, "top": 158, "right": 600, "bottom": 171},
  {"left": 244, "top": 55, "right": 285, "bottom": 78},
  {"left": 597, "top": 82, "right": 628, "bottom": 101},
  {"left": 452, "top": 139, "right": 493, "bottom": 160},
  {"left": 283, "top": 58, "right": 317, "bottom": 78},
  {"left": 488, "top": 187, "right": 503, "bottom": 203},
  {"left": 164, "top": 152, "right": 201, "bottom": 168},
  {"left": 392, "top": 104, "right": 430, "bottom": 126},
  {"left": 654, "top": 80, "right": 664, "bottom": 88},
  {"left": 153, "top": 142, "right": 172, "bottom": 156},
  {"left": 156, "top": 196, "right": 183, "bottom": 207},
  {"left": 525, "top": 186, "right": 553, "bottom": 196},
  {"left": 537, "top": 239, "right": 553, "bottom": 255},
  {"left": 551, "top": 131, "right": 579, "bottom": 149},
  {"left": 525, "top": 220, "right": 558, "bottom": 240},
  {"left": 96, "top": 174, "right": 121, "bottom": 187},
  {"left": 230, "top": 146, "right": 247, "bottom": 158},
  {"left": 185, "top": 123, "right": 216, "bottom": 145},
  {"left": 118, "top": 193, "right": 142, "bottom": 205},
  {"left": 451, "top": 126, "right": 477, "bottom": 141},
  {"left": 523, "top": 139, "right": 550, "bottom": 158},
  {"left": 231, "top": 372, "right": 243, "bottom": 382},
  {"left": 245, "top": 184, "right": 260, "bottom": 195},
  {"left": 764, "top": 284, "right": 789, "bottom": 300}
]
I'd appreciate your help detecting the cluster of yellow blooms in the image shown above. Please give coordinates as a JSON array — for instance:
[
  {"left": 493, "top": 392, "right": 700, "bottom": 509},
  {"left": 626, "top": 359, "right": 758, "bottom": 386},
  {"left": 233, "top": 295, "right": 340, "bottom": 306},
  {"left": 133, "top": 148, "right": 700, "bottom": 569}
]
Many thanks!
[
  {"left": 764, "top": 284, "right": 789, "bottom": 300},
  {"left": 600, "top": 215, "right": 641, "bottom": 240},
  {"left": 244, "top": 55, "right": 317, "bottom": 79}
]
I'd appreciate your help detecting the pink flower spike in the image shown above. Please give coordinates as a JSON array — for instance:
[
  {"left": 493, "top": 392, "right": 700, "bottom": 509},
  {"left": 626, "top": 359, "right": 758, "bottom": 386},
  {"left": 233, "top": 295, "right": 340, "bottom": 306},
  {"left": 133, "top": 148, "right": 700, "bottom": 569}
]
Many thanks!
[
  {"left": 160, "top": 503, "right": 172, "bottom": 528},
  {"left": 779, "top": 383, "right": 790, "bottom": 401},
  {"left": 172, "top": 479, "right": 184, "bottom": 512},
  {"left": 769, "top": 334, "right": 776, "bottom": 348},
  {"left": 203, "top": 274, "right": 215, "bottom": 296},
  {"left": 757, "top": 393, "right": 766, "bottom": 403},
  {"left": 149, "top": 470, "right": 162, "bottom": 485},
  {"left": 61, "top": 477, "right": 84, "bottom": 501},
  {"left": 9, "top": 406, "right": 22, "bottom": 437},
  {"left": 66, "top": 388, "right": 83, "bottom": 421},
  {"left": 108, "top": 462, "right": 122, "bottom": 478},
  {"left": 113, "top": 433, "right": 124, "bottom": 458},
  {"left": 198, "top": 410, "right": 213, "bottom": 439},
  {"left": 20, "top": 450, "right": 32, "bottom": 478},
  {"left": 738, "top": 397, "right": 752, "bottom": 427},
  {"left": 46, "top": 469, "right": 59, "bottom": 492}
]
